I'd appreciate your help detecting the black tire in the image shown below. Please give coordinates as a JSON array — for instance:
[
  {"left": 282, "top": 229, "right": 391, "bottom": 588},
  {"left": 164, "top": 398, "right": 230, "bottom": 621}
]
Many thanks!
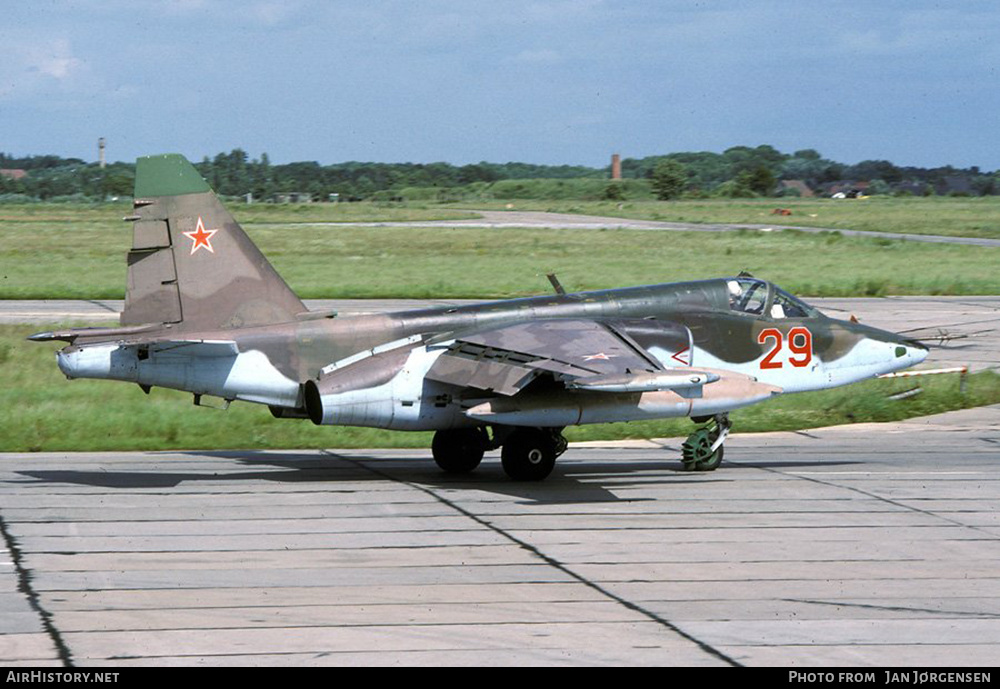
[
  {"left": 501, "top": 428, "right": 557, "bottom": 481},
  {"left": 432, "top": 428, "right": 487, "bottom": 474}
]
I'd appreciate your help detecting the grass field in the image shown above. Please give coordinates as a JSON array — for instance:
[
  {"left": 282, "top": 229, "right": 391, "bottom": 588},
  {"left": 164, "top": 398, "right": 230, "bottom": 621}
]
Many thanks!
[
  {"left": 1, "top": 200, "right": 998, "bottom": 300},
  {"left": 6, "top": 325, "right": 998, "bottom": 452},
  {"left": 0, "top": 200, "right": 478, "bottom": 224},
  {"left": 3, "top": 197, "right": 998, "bottom": 452},
  {"left": 449, "top": 196, "right": 1000, "bottom": 240}
]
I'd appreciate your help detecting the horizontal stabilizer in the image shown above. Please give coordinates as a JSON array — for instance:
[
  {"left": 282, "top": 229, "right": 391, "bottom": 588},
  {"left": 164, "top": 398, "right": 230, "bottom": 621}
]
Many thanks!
[{"left": 28, "top": 324, "right": 162, "bottom": 344}]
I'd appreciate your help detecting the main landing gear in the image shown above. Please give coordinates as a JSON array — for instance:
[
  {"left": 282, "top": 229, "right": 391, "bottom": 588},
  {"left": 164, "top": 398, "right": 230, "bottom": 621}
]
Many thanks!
[
  {"left": 681, "top": 413, "right": 731, "bottom": 472},
  {"left": 431, "top": 426, "right": 568, "bottom": 481},
  {"left": 432, "top": 415, "right": 730, "bottom": 479}
]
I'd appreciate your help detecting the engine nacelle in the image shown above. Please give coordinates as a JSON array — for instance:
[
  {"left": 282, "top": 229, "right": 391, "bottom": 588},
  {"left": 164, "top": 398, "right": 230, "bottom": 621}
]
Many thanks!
[{"left": 302, "top": 343, "right": 471, "bottom": 430}]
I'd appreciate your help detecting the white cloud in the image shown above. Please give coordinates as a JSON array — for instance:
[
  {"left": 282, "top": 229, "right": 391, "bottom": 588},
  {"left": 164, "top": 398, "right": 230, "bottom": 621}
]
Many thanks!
[
  {"left": 248, "top": 0, "right": 305, "bottom": 26},
  {"left": 0, "top": 36, "right": 91, "bottom": 100},
  {"left": 30, "top": 39, "right": 84, "bottom": 80}
]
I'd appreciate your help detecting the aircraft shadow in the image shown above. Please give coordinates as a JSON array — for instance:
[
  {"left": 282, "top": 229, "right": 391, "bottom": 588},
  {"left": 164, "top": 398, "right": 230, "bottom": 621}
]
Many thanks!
[{"left": 15, "top": 449, "right": 862, "bottom": 505}]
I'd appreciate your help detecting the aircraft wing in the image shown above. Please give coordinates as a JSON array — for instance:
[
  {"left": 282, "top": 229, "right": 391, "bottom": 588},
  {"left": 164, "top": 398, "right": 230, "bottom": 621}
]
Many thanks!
[{"left": 426, "top": 318, "right": 715, "bottom": 396}]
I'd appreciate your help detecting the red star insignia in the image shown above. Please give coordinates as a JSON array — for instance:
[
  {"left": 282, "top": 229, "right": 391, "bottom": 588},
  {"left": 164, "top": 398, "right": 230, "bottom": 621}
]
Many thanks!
[
  {"left": 582, "top": 352, "right": 615, "bottom": 361},
  {"left": 183, "top": 216, "right": 219, "bottom": 255}
]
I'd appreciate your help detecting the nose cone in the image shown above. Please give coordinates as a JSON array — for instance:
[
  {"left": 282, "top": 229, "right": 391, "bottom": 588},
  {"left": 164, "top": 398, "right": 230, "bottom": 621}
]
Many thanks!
[
  {"left": 859, "top": 324, "right": 930, "bottom": 375},
  {"left": 826, "top": 319, "right": 931, "bottom": 382}
]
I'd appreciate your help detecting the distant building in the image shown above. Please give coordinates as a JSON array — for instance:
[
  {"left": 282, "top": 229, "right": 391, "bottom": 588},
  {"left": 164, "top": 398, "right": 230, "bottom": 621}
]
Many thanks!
[
  {"left": 0, "top": 169, "right": 28, "bottom": 181},
  {"left": 271, "top": 192, "right": 313, "bottom": 203}
]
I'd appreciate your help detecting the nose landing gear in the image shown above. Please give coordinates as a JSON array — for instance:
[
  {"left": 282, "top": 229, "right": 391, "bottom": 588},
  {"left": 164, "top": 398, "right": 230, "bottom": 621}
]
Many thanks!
[{"left": 681, "top": 413, "right": 731, "bottom": 472}]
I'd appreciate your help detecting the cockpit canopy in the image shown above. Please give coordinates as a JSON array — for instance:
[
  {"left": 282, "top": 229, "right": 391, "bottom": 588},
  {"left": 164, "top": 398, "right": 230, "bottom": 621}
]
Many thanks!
[{"left": 726, "top": 277, "right": 818, "bottom": 319}]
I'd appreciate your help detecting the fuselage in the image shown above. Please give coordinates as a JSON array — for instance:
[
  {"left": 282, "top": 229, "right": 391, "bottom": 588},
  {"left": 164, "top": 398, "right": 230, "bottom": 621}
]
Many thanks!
[{"left": 54, "top": 277, "right": 928, "bottom": 431}]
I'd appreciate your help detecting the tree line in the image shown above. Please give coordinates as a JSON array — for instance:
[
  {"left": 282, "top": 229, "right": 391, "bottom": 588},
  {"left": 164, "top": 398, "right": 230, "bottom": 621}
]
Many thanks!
[
  {"left": 1, "top": 145, "right": 997, "bottom": 201},
  {"left": 641, "top": 146, "right": 999, "bottom": 199}
]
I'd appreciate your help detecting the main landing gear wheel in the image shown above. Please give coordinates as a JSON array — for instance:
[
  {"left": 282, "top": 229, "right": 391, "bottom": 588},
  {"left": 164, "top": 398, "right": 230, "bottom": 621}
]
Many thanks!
[
  {"left": 432, "top": 427, "right": 488, "bottom": 474},
  {"left": 681, "top": 413, "right": 731, "bottom": 472},
  {"left": 501, "top": 428, "right": 566, "bottom": 481}
]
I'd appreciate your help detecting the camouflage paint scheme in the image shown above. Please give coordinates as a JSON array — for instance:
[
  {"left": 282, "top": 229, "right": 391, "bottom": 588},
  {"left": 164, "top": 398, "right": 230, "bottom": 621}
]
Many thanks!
[{"left": 32, "top": 155, "right": 928, "bottom": 479}]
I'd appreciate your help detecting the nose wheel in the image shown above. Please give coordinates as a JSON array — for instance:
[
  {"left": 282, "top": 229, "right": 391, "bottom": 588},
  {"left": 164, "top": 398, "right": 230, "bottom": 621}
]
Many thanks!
[{"left": 681, "top": 413, "right": 731, "bottom": 472}]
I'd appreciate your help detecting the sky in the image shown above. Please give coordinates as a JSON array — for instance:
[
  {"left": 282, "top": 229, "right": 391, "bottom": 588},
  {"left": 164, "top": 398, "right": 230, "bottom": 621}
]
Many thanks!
[{"left": 2, "top": 0, "right": 999, "bottom": 170}]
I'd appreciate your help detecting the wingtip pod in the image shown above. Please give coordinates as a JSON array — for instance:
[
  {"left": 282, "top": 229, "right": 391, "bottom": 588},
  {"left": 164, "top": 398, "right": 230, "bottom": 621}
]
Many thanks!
[{"left": 134, "top": 153, "right": 212, "bottom": 199}]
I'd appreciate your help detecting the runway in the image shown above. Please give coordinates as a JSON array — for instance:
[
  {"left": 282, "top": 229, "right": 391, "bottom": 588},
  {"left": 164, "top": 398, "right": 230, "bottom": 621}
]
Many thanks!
[
  {"left": 256, "top": 210, "right": 1000, "bottom": 248},
  {"left": 1, "top": 405, "right": 998, "bottom": 666}
]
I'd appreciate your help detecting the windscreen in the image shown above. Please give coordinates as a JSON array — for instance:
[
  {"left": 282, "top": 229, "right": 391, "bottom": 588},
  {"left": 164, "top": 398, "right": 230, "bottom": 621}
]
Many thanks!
[
  {"left": 728, "top": 279, "right": 819, "bottom": 319},
  {"left": 770, "top": 287, "right": 817, "bottom": 318},
  {"left": 726, "top": 277, "right": 768, "bottom": 315}
]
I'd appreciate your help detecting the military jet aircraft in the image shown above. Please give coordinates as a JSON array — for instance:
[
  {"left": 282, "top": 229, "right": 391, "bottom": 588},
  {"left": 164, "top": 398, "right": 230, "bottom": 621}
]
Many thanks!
[{"left": 31, "top": 154, "right": 929, "bottom": 480}]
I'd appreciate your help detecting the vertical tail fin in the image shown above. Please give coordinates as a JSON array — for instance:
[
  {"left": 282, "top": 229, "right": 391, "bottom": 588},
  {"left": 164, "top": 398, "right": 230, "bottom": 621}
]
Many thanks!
[{"left": 121, "top": 154, "right": 306, "bottom": 330}]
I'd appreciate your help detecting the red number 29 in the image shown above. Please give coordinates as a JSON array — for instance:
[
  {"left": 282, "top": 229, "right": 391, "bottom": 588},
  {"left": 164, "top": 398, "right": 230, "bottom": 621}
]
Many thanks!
[{"left": 758, "top": 327, "right": 812, "bottom": 369}]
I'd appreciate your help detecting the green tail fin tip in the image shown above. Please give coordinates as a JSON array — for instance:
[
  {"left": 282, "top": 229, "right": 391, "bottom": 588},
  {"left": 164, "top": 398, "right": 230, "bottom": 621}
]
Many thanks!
[{"left": 134, "top": 154, "right": 212, "bottom": 198}]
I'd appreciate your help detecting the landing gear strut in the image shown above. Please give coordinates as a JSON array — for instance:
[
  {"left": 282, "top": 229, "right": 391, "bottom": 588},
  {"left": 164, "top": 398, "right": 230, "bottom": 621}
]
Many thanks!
[{"left": 681, "top": 413, "right": 731, "bottom": 472}]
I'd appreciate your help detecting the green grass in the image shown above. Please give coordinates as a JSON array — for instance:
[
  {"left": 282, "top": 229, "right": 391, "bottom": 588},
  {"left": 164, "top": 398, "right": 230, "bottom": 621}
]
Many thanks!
[
  {"left": 0, "top": 200, "right": 478, "bottom": 224},
  {"left": 6, "top": 325, "right": 998, "bottom": 452},
  {"left": 1, "top": 202, "right": 998, "bottom": 299},
  {"left": 4, "top": 198, "right": 997, "bottom": 453},
  {"left": 449, "top": 196, "right": 1000, "bottom": 241}
]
